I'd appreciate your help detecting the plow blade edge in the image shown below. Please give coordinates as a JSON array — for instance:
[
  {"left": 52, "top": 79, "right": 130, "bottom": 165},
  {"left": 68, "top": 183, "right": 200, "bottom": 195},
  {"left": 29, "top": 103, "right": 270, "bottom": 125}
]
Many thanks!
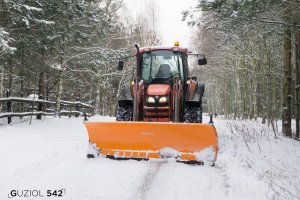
[{"left": 84, "top": 122, "right": 218, "bottom": 163}]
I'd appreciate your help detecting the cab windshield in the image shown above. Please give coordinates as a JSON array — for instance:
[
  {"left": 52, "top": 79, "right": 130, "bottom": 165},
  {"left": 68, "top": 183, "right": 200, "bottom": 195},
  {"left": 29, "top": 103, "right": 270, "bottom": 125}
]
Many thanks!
[{"left": 141, "top": 50, "right": 183, "bottom": 84}]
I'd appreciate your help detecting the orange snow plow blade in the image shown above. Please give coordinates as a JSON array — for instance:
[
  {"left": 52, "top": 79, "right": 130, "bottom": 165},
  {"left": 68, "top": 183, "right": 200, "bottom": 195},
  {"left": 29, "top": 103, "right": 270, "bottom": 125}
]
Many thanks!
[{"left": 84, "top": 122, "right": 218, "bottom": 164}]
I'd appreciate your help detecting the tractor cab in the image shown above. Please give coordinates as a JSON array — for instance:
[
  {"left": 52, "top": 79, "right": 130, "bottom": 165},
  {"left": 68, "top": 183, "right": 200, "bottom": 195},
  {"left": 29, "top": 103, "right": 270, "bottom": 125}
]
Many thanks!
[{"left": 140, "top": 49, "right": 186, "bottom": 86}]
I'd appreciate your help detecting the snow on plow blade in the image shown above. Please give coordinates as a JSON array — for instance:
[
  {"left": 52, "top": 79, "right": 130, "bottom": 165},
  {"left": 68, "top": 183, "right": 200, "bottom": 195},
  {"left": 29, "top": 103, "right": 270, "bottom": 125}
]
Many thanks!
[{"left": 84, "top": 122, "right": 218, "bottom": 164}]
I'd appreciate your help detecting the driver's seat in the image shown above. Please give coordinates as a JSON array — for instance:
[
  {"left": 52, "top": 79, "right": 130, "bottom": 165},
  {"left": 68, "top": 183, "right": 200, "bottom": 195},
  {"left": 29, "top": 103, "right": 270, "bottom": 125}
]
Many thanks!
[
  {"left": 156, "top": 64, "right": 172, "bottom": 78},
  {"left": 151, "top": 64, "right": 173, "bottom": 85}
]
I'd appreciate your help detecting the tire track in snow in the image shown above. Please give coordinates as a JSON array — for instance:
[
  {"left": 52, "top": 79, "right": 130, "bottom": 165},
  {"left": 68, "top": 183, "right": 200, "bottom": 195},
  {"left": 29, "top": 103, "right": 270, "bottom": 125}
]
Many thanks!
[
  {"left": 132, "top": 161, "right": 162, "bottom": 200},
  {"left": 215, "top": 162, "right": 230, "bottom": 196},
  {"left": 215, "top": 139, "right": 232, "bottom": 197},
  {"left": 139, "top": 161, "right": 230, "bottom": 200}
]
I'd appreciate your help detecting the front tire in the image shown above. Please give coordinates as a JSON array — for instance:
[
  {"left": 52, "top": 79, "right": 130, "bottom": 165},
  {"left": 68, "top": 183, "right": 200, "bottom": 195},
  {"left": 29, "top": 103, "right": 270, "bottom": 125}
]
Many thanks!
[
  {"left": 183, "top": 105, "right": 202, "bottom": 123},
  {"left": 116, "top": 105, "right": 133, "bottom": 121}
]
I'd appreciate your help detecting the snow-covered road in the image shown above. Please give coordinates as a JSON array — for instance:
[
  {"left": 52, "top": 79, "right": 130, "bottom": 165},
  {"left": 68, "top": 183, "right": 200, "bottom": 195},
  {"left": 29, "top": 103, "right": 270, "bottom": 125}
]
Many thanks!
[{"left": 0, "top": 116, "right": 299, "bottom": 200}]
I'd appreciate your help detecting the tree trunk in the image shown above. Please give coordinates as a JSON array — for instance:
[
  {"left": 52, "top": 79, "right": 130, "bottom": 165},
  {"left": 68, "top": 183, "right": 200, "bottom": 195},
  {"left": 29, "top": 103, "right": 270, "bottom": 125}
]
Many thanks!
[
  {"left": 55, "top": 57, "right": 64, "bottom": 115},
  {"left": 46, "top": 74, "right": 50, "bottom": 100},
  {"left": 95, "top": 74, "right": 101, "bottom": 115},
  {"left": 37, "top": 71, "right": 45, "bottom": 120},
  {"left": 282, "top": 27, "right": 292, "bottom": 137},
  {"left": 8, "top": 59, "right": 13, "bottom": 93},
  {"left": 20, "top": 47, "right": 25, "bottom": 115},
  {"left": 0, "top": 66, "right": 3, "bottom": 112},
  {"left": 295, "top": 30, "right": 300, "bottom": 139},
  {"left": 38, "top": 72, "right": 44, "bottom": 94}
]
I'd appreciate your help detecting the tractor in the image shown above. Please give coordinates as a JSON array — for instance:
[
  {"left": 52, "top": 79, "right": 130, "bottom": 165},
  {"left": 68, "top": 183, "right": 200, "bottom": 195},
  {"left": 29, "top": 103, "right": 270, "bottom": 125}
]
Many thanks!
[{"left": 84, "top": 42, "right": 218, "bottom": 165}]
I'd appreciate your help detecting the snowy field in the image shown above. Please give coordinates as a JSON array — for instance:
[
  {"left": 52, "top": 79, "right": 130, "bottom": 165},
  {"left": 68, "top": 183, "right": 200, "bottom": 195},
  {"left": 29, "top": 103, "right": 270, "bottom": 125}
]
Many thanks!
[{"left": 0, "top": 116, "right": 299, "bottom": 200}]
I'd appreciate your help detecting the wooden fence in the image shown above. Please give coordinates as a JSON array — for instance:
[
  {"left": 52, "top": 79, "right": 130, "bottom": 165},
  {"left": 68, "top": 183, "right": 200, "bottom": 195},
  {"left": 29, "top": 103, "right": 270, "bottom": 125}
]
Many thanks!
[{"left": 0, "top": 96, "right": 93, "bottom": 124}]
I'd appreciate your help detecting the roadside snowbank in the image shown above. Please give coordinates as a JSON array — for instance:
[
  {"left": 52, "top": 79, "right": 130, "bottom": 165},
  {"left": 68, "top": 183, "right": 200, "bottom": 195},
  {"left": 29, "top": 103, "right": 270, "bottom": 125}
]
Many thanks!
[{"left": 216, "top": 118, "right": 300, "bottom": 200}]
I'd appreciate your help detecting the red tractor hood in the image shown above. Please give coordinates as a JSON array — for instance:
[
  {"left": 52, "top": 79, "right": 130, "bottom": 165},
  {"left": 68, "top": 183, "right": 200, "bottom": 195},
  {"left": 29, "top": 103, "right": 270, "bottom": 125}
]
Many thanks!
[{"left": 146, "top": 84, "right": 171, "bottom": 96}]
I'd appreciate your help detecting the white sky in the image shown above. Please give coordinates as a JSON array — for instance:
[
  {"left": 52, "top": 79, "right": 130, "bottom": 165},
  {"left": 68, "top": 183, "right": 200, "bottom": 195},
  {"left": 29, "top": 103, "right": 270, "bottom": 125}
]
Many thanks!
[{"left": 123, "top": 0, "right": 198, "bottom": 47}]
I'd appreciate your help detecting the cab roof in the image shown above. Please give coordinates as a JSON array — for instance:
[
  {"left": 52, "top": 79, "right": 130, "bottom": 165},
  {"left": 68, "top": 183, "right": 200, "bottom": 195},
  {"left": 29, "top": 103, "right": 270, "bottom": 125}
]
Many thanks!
[{"left": 138, "top": 46, "right": 189, "bottom": 54}]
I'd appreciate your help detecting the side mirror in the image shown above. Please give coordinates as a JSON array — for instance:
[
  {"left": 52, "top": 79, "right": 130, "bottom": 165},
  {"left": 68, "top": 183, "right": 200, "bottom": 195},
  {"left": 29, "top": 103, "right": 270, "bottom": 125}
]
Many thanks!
[
  {"left": 118, "top": 60, "right": 124, "bottom": 71},
  {"left": 198, "top": 58, "right": 207, "bottom": 65},
  {"left": 117, "top": 60, "right": 124, "bottom": 70}
]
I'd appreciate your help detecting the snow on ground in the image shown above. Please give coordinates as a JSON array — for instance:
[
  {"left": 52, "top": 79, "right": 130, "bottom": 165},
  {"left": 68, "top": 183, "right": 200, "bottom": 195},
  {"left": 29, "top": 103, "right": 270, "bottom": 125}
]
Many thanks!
[{"left": 0, "top": 116, "right": 299, "bottom": 200}]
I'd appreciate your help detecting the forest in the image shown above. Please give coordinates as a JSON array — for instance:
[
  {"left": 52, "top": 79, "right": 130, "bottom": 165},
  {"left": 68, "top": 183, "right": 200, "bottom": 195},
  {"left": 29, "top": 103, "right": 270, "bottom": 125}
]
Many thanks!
[
  {"left": 185, "top": 0, "right": 300, "bottom": 139},
  {"left": 0, "top": 0, "right": 299, "bottom": 139}
]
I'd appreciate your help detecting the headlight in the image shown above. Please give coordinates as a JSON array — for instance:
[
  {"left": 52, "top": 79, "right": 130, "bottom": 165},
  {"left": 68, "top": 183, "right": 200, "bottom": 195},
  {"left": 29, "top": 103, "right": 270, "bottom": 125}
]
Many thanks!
[
  {"left": 159, "top": 96, "right": 168, "bottom": 103},
  {"left": 147, "top": 97, "right": 155, "bottom": 103}
]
